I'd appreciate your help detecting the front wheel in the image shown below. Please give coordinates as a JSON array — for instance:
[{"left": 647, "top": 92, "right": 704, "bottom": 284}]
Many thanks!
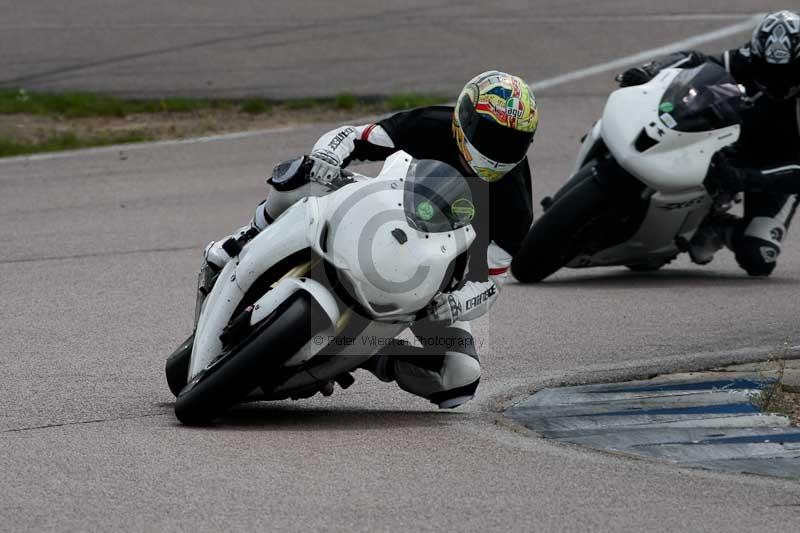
[
  {"left": 174, "top": 291, "right": 325, "bottom": 426},
  {"left": 511, "top": 162, "right": 611, "bottom": 283}
]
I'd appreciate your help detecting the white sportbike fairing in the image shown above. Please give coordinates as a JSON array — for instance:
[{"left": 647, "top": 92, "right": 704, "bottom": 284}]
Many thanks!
[
  {"left": 572, "top": 66, "right": 742, "bottom": 267},
  {"left": 174, "top": 151, "right": 476, "bottom": 424},
  {"left": 512, "top": 63, "right": 746, "bottom": 281}
]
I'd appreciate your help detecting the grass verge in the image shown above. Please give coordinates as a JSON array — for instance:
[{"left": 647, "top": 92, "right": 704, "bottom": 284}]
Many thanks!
[
  {"left": 746, "top": 347, "right": 800, "bottom": 425},
  {"left": 752, "top": 359, "right": 794, "bottom": 414},
  {"left": 0, "top": 131, "right": 153, "bottom": 157},
  {"left": 0, "top": 88, "right": 448, "bottom": 157},
  {"left": 0, "top": 88, "right": 447, "bottom": 118}
]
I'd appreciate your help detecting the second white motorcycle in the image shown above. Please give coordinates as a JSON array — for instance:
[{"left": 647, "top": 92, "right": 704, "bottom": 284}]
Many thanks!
[{"left": 512, "top": 62, "right": 747, "bottom": 282}]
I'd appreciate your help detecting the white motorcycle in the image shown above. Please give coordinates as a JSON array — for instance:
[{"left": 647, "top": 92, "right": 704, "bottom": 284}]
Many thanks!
[
  {"left": 165, "top": 151, "right": 476, "bottom": 425},
  {"left": 511, "top": 62, "right": 747, "bottom": 282}
]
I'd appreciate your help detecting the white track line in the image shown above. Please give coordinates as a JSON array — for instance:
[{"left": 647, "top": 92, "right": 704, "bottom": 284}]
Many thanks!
[
  {"left": 531, "top": 14, "right": 762, "bottom": 91},
  {"left": 0, "top": 14, "right": 762, "bottom": 165},
  {"left": 0, "top": 15, "right": 753, "bottom": 30}
]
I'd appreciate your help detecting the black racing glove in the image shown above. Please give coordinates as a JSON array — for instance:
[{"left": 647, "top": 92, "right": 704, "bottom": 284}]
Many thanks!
[
  {"left": 616, "top": 52, "right": 707, "bottom": 87},
  {"left": 617, "top": 65, "right": 658, "bottom": 87},
  {"left": 704, "top": 151, "right": 748, "bottom": 195}
]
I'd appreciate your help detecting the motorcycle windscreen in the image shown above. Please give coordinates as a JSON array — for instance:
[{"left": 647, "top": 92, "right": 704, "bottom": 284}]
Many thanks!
[
  {"left": 403, "top": 159, "right": 476, "bottom": 233},
  {"left": 658, "top": 63, "right": 744, "bottom": 132}
]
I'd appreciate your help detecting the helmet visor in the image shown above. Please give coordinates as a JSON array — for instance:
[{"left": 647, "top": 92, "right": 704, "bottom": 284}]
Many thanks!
[{"left": 457, "top": 95, "right": 534, "bottom": 164}]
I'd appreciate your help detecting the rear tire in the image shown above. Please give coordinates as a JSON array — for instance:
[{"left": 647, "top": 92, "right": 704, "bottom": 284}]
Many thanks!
[
  {"left": 511, "top": 162, "right": 610, "bottom": 283},
  {"left": 174, "top": 291, "right": 326, "bottom": 426}
]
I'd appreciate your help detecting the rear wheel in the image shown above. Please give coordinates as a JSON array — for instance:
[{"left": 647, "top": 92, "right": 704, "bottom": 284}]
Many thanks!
[{"left": 174, "top": 291, "right": 327, "bottom": 426}]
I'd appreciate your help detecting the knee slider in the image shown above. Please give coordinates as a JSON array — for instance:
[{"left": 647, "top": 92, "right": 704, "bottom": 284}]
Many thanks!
[
  {"left": 441, "top": 352, "right": 481, "bottom": 391},
  {"left": 735, "top": 238, "right": 779, "bottom": 276},
  {"left": 427, "top": 352, "right": 481, "bottom": 408},
  {"left": 391, "top": 351, "right": 481, "bottom": 406},
  {"left": 736, "top": 217, "right": 784, "bottom": 276}
]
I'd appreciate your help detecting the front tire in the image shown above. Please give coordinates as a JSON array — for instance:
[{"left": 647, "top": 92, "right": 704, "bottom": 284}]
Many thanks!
[
  {"left": 174, "top": 291, "right": 325, "bottom": 426},
  {"left": 511, "top": 162, "right": 610, "bottom": 283}
]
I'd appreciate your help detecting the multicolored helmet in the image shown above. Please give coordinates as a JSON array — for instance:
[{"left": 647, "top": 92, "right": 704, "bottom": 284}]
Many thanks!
[
  {"left": 453, "top": 71, "right": 539, "bottom": 182},
  {"left": 751, "top": 10, "right": 800, "bottom": 65}
]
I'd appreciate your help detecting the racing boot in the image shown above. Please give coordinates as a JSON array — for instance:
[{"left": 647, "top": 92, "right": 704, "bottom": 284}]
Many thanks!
[
  {"left": 688, "top": 212, "right": 739, "bottom": 265},
  {"left": 195, "top": 200, "right": 274, "bottom": 320},
  {"left": 195, "top": 224, "right": 260, "bottom": 324}
]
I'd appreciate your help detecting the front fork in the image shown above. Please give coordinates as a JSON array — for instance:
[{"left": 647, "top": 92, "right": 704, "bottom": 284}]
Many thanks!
[
  {"left": 195, "top": 262, "right": 218, "bottom": 327},
  {"left": 165, "top": 264, "right": 216, "bottom": 397}
]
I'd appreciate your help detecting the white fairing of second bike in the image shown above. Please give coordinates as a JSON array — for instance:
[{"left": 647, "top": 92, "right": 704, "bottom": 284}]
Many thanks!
[
  {"left": 572, "top": 120, "right": 604, "bottom": 175},
  {"left": 602, "top": 68, "right": 740, "bottom": 192},
  {"left": 567, "top": 188, "right": 713, "bottom": 267},
  {"left": 188, "top": 199, "right": 323, "bottom": 378},
  {"left": 314, "top": 151, "right": 475, "bottom": 320},
  {"left": 560, "top": 68, "right": 744, "bottom": 268}
]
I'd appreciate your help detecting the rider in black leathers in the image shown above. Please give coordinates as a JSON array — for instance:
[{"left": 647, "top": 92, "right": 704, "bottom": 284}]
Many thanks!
[
  {"left": 202, "top": 71, "right": 540, "bottom": 408},
  {"left": 618, "top": 10, "right": 800, "bottom": 276}
]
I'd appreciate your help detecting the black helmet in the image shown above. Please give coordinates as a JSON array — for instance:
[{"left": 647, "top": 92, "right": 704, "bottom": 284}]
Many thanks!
[
  {"left": 751, "top": 10, "right": 800, "bottom": 65},
  {"left": 749, "top": 11, "right": 800, "bottom": 99}
]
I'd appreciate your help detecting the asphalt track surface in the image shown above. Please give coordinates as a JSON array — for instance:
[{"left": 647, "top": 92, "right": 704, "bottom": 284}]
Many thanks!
[
  {"left": 3, "top": 2, "right": 800, "bottom": 531},
  {"left": 0, "top": 0, "right": 792, "bottom": 98}
]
